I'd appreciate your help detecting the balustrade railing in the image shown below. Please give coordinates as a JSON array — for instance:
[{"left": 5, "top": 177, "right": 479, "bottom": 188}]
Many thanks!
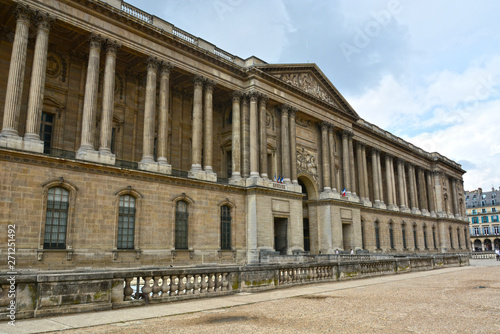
[
  {"left": 121, "top": 271, "right": 233, "bottom": 302},
  {"left": 278, "top": 265, "right": 334, "bottom": 285},
  {"left": 121, "top": 2, "right": 153, "bottom": 24},
  {"left": 172, "top": 28, "right": 198, "bottom": 45}
]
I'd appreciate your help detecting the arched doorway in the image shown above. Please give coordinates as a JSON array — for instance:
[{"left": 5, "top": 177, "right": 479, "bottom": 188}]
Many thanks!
[
  {"left": 494, "top": 238, "right": 500, "bottom": 250},
  {"left": 484, "top": 239, "right": 492, "bottom": 251},
  {"left": 473, "top": 239, "right": 482, "bottom": 251},
  {"left": 298, "top": 174, "right": 318, "bottom": 253}
]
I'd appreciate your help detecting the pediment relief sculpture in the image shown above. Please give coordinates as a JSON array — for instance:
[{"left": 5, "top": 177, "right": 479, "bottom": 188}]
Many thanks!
[
  {"left": 297, "top": 147, "right": 318, "bottom": 183},
  {"left": 276, "top": 73, "right": 338, "bottom": 107}
]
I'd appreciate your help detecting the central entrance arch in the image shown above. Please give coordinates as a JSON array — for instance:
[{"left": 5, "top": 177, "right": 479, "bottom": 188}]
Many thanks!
[{"left": 298, "top": 173, "right": 318, "bottom": 253}]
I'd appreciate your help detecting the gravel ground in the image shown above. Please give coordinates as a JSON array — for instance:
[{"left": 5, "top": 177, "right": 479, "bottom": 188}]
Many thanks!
[{"left": 51, "top": 260, "right": 500, "bottom": 334}]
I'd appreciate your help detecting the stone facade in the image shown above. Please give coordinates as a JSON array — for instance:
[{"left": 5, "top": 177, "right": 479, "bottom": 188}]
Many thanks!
[
  {"left": 466, "top": 187, "right": 500, "bottom": 251},
  {"left": 0, "top": 0, "right": 469, "bottom": 271}
]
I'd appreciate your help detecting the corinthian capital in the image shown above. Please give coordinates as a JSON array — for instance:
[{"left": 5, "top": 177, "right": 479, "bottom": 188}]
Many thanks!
[
  {"left": 34, "top": 11, "right": 54, "bottom": 31},
  {"left": 105, "top": 39, "right": 121, "bottom": 54},
  {"left": 193, "top": 75, "right": 205, "bottom": 87},
  {"left": 89, "top": 33, "right": 103, "bottom": 50}
]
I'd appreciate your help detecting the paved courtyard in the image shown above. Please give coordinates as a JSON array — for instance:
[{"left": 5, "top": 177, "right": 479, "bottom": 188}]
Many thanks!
[{"left": 3, "top": 259, "right": 499, "bottom": 334}]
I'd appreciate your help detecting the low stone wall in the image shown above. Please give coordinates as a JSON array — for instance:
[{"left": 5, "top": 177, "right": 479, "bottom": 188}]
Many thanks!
[
  {"left": 0, "top": 255, "right": 469, "bottom": 321},
  {"left": 471, "top": 252, "right": 496, "bottom": 259}
]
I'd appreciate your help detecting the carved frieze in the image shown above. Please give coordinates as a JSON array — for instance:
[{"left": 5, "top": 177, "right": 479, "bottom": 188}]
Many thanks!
[
  {"left": 296, "top": 147, "right": 318, "bottom": 183},
  {"left": 295, "top": 115, "right": 312, "bottom": 128},
  {"left": 276, "top": 73, "right": 338, "bottom": 107}
]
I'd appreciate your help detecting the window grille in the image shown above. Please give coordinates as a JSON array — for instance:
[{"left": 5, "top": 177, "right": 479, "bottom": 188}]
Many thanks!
[
  {"left": 117, "top": 195, "right": 135, "bottom": 249},
  {"left": 175, "top": 201, "right": 189, "bottom": 249},
  {"left": 44, "top": 187, "right": 69, "bottom": 249},
  {"left": 221, "top": 205, "right": 231, "bottom": 250}
]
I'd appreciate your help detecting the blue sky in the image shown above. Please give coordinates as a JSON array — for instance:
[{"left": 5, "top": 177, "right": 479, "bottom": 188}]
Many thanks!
[{"left": 126, "top": 0, "right": 500, "bottom": 191}]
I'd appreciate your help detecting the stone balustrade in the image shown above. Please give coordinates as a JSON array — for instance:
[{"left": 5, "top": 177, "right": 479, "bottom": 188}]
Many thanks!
[{"left": 0, "top": 255, "right": 469, "bottom": 321}]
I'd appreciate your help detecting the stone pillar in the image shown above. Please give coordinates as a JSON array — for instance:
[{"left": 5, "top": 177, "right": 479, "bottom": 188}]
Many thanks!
[
  {"left": 408, "top": 164, "right": 420, "bottom": 214},
  {"left": 397, "top": 159, "right": 408, "bottom": 211},
  {"left": 371, "top": 149, "right": 381, "bottom": 206},
  {"left": 418, "top": 168, "right": 429, "bottom": 215},
  {"left": 321, "top": 122, "right": 331, "bottom": 192},
  {"left": 76, "top": 34, "right": 102, "bottom": 158},
  {"left": 189, "top": 75, "right": 204, "bottom": 174},
  {"left": 241, "top": 95, "right": 250, "bottom": 178},
  {"left": 259, "top": 95, "right": 269, "bottom": 179},
  {"left": 289, "top": 108, "right": 298, "bottom": 184},
  {"left": 386, "top": 155, "right": 397, "bottom": 210},
  {"left": 249, "top": 92, "right": 259, "bottom": 178},
  {"left": 451, "top": 178, "right": 460, "bottom": 217},
  {"left": 203, "top": 79, "right": 216, "bottom": 176},
  {"left": 361, "top": 144, "right": 371, "bottom": 205},
  {"left": 426, "top": 171, "right": 436, "bottom": 217},
  {"left": 23, "top": 13, "right": 53, "bottom": 152},
  {"left": 356, "top": 142, "right": 365, "bottom": 200},
  {"left": 139, "top": 57, "right": 159, "bottom": 167},
  {"left": 342, "top": 130, "right": 351, "bottom": 195},
  {"left": 0, "top": 5, "right": 31, "bottom": 148},
  {"left": 98, "top": 40, "right": 120, "bottom": 162},
  {"left": 433, "top": 171, "right": 444, "bottom": 217},
  {"left": 230, "top": 92, "right": 242, "bottom": 182},
  {"left": 376, "top": 150, "right": 385, "bottom": 207},
  {"left": 328, "top": 125, "right": 337, "bottom": 193},
  {"left": 348, "top": 133, "right": 357, "bottom": 198},
  {"left": 281, "top": 105, "right": 290, "bottom": 183},
  {"left": 157, "top": 62, "right": 173, "bottom": 171}
]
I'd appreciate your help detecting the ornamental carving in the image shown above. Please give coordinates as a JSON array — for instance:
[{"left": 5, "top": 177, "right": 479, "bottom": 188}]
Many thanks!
[
  {"left": 295, "top": 115, "right": 312, "bottom": 128},
  {"left": 277, "top": 73, "right": 338, "bottom": 107},
  {"left": 296, "top": 147, "right": 318, "bottom": 183}
]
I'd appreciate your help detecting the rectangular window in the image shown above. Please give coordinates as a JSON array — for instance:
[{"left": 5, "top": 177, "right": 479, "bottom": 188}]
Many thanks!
[
  {"left": 175, "top": 201, "right": 189, "bottom": 249},
  {"left": 473, "top": 227, "right": 480, "bottom": 235},
  {"left": 389, "top": 225, "right": 394, "bottom": 249},
  {"left": 472, "top": 217, "right": 479, "bottom": 224},
  {"left": 423, "top": 227, "right": 428, "bottom": 249},
  {"left": 481, "top": 208, "right": 487, "bottom": 213},
  {"left": 494, "top": 226, "right": 499, "bottom": 235},
  {"left": 220, "top": 205, "right": 231, "bottom": 250},
  {"left": 449, "top": 229, "right": 454, "bottom": 249},
  {"left": 117, "top": 195, "right": 135, "bottom": 249},
  {"left": 481, "top": 216, "right": 489, "bottom": 223},
  {"left": 432, "top": 227, "right": 436, "bottom": 249},
  {"left": 491, "top": 215, "right": 499, "bottom": 222},
  {"left": 492, "top": 208, "right": 497, "bottom": 213},
  {"left": 472, "top": 209, "right": 477, "bottom": 214},
  {"left": 484, "top": 227, "right": 490, "bottom": 235},
  {"left": 413, "top": 225, "right": 418, "bottom": 250},
  {"left": 39, "top": 112, "right": 54, "bottom": 154},
  {"left": 44, "top": 187, "right": 69, "bottom": 249},
  {"left": 375, "top": 222, "right": 380, "bottom": 249},
  {"left": 402, "top": 225, "right": 407, "bottom": 249}
]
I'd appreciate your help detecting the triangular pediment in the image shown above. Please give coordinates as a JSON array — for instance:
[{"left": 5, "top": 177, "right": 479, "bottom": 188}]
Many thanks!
[{"left": 254, "top": 64, "right": 359, "bottom": 119}]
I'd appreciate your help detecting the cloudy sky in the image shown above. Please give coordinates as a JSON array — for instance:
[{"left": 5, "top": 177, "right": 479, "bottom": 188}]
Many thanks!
[{"left": 126, "top": 0, "right": 500, "bottom": 191}]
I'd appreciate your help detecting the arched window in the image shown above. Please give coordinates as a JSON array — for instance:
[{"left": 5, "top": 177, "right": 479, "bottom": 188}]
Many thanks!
[
  {"left": 402, "top": 223, "right": 407, "bottom": 250},
  {"left": 175, "top": 201, "right": 189, "bottom": 249},
  {"left": 457, "top": 228, "right": 461, "bottom": 248},
  {"left": 375, "top": 221, "right": 380, "bottom": 250},
  {"left": 117, "top": 195, "right": 136, "bottom": 249},
  {"left": 389, "top": 223, "right": 394, "bottom": 249},
  {"left": 423, "top": 225, "right": 428, "bottom": 249},
  {"left": 44, "top": 187, "right": 69, "bottom": 249},
  {"left": 464, "top": 228, "right": 469, "bottom": 249},
  {"left": 221, "top": 205, "right": 232, "bottom": 250}
]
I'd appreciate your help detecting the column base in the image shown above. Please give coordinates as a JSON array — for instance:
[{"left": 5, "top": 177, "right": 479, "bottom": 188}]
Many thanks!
[
  {"left": 436, "top": 211, "right": 446, "bottom": 218},
  {"left": 0, "top": 133, "right": 23, "bottom": 151},
  {"left": 430, "top": 211, "right": 437, "bottom": 218},
  {"left": 421, "top": 209, "right": 430, "bottom": 217},
  {"left": 399, "top": 206, "right": 412, "bottom": 214},
  {"left": 229, "top": 174, "right": 245, "bottom": 186},
  {"left": 138, "top": 160, "right": 172, "bottom": 174},
  {"left": 411, "top": 208, "right": 422, "bottom": 215},
  {"left": 387, "top": 204, "right": 400, "bottom": 212},
  {"left": 23, "top": 137, "right": 44, "bottom": 153},
  {"left": 373, "top": 201, "right": 386, "bottom": 209},
  {"left": 348, "top": 193, "right": 360, "bottom": 203},
  {"left": 362, "top": 199, "right": 373, "bottom": 207},
  {"left": 320, "top": 190, "right": 340, "bottom": 200},
  {"left": 76, "top": 148, "right": 116, "bottom": 165},
  {"left": 188, "top": 168, "right": 217, "bottom": 182}
]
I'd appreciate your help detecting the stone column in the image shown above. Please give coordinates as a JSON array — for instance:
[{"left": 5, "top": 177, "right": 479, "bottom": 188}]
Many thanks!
[
  {"left": 0, "top": 5, "right": 31, "bottom": 148},
  {"left": 23, "top": 13, "right": 53, "bottom": 152},
  {"left": 241, "top": 95, "right": 250, "bottom": 178},
  {"left": 390, "top": 157, "right": 398, "bottom": 209},
  {"left": 98, "top": 40, "right": 120, "bottom": 161},
  {"left": 386, "top": 155, "right": 396, "bottom": 210},
  {"left": 418, "top": 168, "right": 429, "bottom": 214},
  {"left": 139, "top": 57, "right": 159, "bottom": 167},
  {"left": 371, "top": 149, "right": 381, "bottom": 206},
  {"left": 376, "top": 150, "right": 385, "bottom": 207},
  {"left": 259, "top": 95, "right": 269, "bottom": 179},
  {"left": 426, "top": 171, "right": 436, "bottom": 216},
  {"left": 361, "top": 144, "right": 370, "bottom": 205},
  {"left": 281, "top": 105, "right": 291, "bottom": 183},
  {"left": 433, "top": 171, "right": 444, "bottom": 217},
  {"left": 289, "top": 108, "right": 298, "bottom": 184},
  {"left": 230, "top": 92, "right": 242, "bottom": 181},
  {"left": 76, "top": 34, "right": 102, "bottom": 158},
  {"left": 348, "top": 133, "right": 357, "bottom": 197},
  {"left": 321, "top": 122, "right": 331, "bottom": 192},
  {"left": 203, "top": 79, "right": 216, "bottom": 175},
  {"left": 157, "top": 62, "right": 173, "bottom": 170},
  {"left": 342, "top": 130, "right": 351, "bottom": 195},
  {"left": 249, "top": 92, "right": 259, "bottom": 178},
  {"left": 328, "top": 125, "right": 337, "bottom": 193},
  {"left": 451, "top": 178, "right": 460, "bottom": 217},
  {"left": 408, "top": 164, "right": 420, "bottom": 214},
  {"left": 356, "top": 142, "right": 364, "bottom": 200},
  {"left": 189, "top": 75, "right": 204, "bottom": 174}
]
